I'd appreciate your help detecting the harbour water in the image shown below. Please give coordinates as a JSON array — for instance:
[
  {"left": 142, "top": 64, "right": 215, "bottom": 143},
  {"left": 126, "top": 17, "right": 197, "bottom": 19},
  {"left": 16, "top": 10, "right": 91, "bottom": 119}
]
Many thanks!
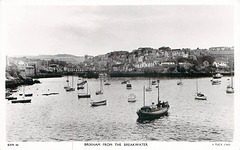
[{"left": 6, "top": 76, "right": 234, "bottom": 142}]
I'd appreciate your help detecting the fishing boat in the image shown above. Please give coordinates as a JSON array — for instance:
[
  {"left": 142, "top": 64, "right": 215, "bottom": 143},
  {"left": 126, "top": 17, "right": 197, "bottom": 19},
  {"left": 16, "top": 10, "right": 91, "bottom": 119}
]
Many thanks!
[
  {"left": 128, "top": 93, "right": 136, "bottom": 102},
  {"left": 195, "top": 81, "right": 207, "bottom": 100},
  {"left": 213, "top": 73, "right": 223, "bottom": 79},
  {"left": 226, "top": 67, "right": 234, "bottom": 93},
  {"left": 66, "top": 76, "right": 75, "bottom": 92},
  {"left": 91, "top": 100, "right": 107, "bottom": 107},
  {"left": 126, "top": 81, "right": 132, "bottom": 89},
  {"left": 137, "top": 80, "right": 170, "bottom": 120},
  {"left": 78, "top": 83, "right": 91, "bottom": 98},
  {"left": 177, "top": 78, "right": 183, "bottom": 85},
  {"left": 211, "top": 79, "right": 221, "bottom": 85},
  {"left": 96, "top": 77, "right": 103, "bottom": 95}
]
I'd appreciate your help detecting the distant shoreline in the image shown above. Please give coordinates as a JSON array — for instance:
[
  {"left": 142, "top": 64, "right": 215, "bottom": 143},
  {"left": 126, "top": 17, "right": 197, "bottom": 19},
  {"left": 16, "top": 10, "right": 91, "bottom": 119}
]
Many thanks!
[{"left": 5, "top": 72, "right": 233, "bottom": 89}]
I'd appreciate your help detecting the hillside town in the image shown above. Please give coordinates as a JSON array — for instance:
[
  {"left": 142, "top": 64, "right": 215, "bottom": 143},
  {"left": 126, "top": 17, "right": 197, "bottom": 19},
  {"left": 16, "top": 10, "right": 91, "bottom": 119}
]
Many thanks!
[{"left": 6, "top": 46, "right": 234, "bottom": 87}]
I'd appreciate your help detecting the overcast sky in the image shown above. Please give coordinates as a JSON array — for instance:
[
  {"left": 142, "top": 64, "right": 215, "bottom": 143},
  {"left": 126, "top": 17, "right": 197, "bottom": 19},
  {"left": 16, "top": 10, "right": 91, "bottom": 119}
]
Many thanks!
[{"left": 2, "top": 5, "right": 234, "bottom": 56}]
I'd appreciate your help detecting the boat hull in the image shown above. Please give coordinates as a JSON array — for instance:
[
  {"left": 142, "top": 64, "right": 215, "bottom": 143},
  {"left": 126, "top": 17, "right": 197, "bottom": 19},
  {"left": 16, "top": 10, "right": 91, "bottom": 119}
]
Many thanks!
[
  {"left": 137, "top": 107, "right": 169, "bottom": 120},
  {"left": 226, "top": 88, "right": 234, "bottom": 93},
  {"left": 195, "top": 96, "right": 207, "bottom": 100},
  {"left": 91, "top": 100, "right": 107, "bottom": 107},
  {"left": 78, "top": 94, "right": 91, "bottom": 98},
  {"left": 128, "top": 99, "right": 136, "bottom": 102},
  {"left": 11, "top": 99, "right": 31, "bottom": 103}
]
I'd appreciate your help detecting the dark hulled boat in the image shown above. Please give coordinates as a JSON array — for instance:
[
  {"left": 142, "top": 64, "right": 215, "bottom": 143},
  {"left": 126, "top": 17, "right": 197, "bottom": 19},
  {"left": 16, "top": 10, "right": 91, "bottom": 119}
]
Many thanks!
[
  {"left": 78, "top": 94, "right": 91, "bottom": 98},
  {"left": 137, "top": 80, "right": 170, "bottom": 120},
  {"left": 11, "top": 99, "right": 31, "bottom": 103},
  {"left": 137, "top": 102, "right": 169, "bottom": 120}
]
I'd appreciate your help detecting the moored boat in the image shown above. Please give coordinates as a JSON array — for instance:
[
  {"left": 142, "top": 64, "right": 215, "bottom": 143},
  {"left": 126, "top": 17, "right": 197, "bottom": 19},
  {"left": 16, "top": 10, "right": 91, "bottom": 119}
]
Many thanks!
[
  {"left": 11, "top": 99, "right": 31, "bottom": 103},
  {"left": 213, "top": 73, "right": 223, "bottom": 79},
  {"left": 126, "top": 82, "right": 132, "bottom": 89},
  {"left": 78, "top": 83, "right": 91, "bottom": 98},
  {"left": 177, "top": 78, "right": 183, "bottom": 85},
  {"left": 6, "top": 96, "right": 17, "bottom": 100},
  {"left": 128, "top": 93, "right": 136, "bottom": 102},
  {"left": 137, "top": 80, "right": 170, "bottom": 120},
  {"left": 96, "top": 77, "right": 104, "bottom": 95},
  {"left": 91, "top": 100, "right": 107, "bottom": 107},
  {"left": 211, "top": 79, "right": 221, "bottom": 85},
  {"left": 195, "top": 92, "right": 207, "bottom": 100},
  {"left": 152, "top": 80, "right": 157, "bottom": 85},
  {"left": 146, "top": 77, "right": 152, "bottom": 92},
  {"left": 195, "top": 81, "right": 207, "bottom": 100}
]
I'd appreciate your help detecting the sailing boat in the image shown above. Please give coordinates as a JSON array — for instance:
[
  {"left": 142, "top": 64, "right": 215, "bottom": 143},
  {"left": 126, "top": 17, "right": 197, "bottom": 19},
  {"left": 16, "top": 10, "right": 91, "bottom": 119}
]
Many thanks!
[
  {"left": 126, "top": 80, "right": 132, "bottom": 89},
  {"left": 104, "top": 74, "right": 111, "bottom": 85},
  {"left": 146, "top": 77, "right": 152, "bottom": 92},
  {"left": 195, "top": 81, "right": 207, "bottom": 100},
  {"left": 137, "top": 80, "right": 170, "bottom": 120},
  {"left": 226, "top": 65, "right": 234, "bottom": 93},
  {"left": 177, "top": 78, "right": 183, "bottom": 85},
  {"left": 12, "top": 72, "right": 31, "bottom": 103},
  {"left": 96, "top": 77, "right": 103, "bottom": 95},
  {"left": 78, "top": 83, "right": 91, "bottom": 98},
  {"left": 66, "top": 76, "right": 75, "bottom": 92},
  {"left": 64, "top": 76, "right": 70, "bottom": 89},
  {"left": 128, "top": 93, "right": 136, "bottom": 102}
]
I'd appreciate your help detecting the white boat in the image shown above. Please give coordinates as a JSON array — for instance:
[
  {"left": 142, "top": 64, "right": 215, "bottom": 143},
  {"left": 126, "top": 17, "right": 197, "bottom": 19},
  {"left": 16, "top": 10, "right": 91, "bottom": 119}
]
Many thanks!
[
  {"left": 66, "top": 76, "right": 75, "bottom": 92},
  {"left": 91, "top": 100, "right": 107, "bottom": 107},
  {"left": 104, "top": 74, "right": 111, "bottom": 85},
  {"left": 128, "top": 93, "right": 136, "bottom": 102},
  {"left": 211, "top": 79, "right": 221, "bottom": 85},
  {"left": 195, "top": 81, "right": 207, "bottom": 100},
  {"left": 96, "top": 77, "right": 104, "bottom": 95},
  {"left": 177, "top": 78, "right": 183, "bottom": 85},
  {"left": 78, "top": 83, "right": 91, "bottom": 98},
  {"left": 195, "top": 92, "right": 207, "bottom": 100},
  {"left": 146, "top": 78, "right": 152, "bottom": 92},
  {"left": 213, "top": 73, "right": 223, "bottom": 79}
]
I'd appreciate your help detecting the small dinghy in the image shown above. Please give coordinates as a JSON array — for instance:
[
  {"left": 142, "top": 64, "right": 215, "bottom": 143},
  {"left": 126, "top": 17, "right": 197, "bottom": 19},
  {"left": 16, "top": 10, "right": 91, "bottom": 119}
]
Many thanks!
[
  {"left": 91, "top": 100, "right": 107, "bottom": 107},
  {"left": 128, "top": 93, "right": 136, "bottom": 102}
]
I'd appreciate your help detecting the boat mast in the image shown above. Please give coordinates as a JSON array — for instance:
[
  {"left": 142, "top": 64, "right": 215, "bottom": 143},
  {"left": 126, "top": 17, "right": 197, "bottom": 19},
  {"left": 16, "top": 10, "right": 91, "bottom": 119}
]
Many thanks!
[
  {"left": 157, "top": 80, "right": 160, "bottom": 103},
  {"left": 87, "top": 83, "right": 89, "bottom": 95},
  {"left": 72, "top": 76, "right": 73, "bottom": 88},
  {"left": 143, "top": 86, "right": 145, "bottom": 106},
  {"left": 231, "top": 64, "right": 233, "bottom": 88},
  {"left": 196, "top": 81, "right": 198, "bottom": 93}
]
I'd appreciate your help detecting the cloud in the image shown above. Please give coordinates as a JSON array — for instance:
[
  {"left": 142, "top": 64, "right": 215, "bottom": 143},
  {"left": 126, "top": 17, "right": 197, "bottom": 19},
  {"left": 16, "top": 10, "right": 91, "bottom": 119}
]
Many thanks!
[{"left": 2, "top": 5, "right": 234, "bottom": 56}]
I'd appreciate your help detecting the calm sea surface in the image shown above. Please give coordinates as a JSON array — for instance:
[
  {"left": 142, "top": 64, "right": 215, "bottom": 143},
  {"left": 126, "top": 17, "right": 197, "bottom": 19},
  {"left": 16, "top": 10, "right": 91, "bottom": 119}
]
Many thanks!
[{"left": 6, "top": 76, "right": 234, "bottom": 142}]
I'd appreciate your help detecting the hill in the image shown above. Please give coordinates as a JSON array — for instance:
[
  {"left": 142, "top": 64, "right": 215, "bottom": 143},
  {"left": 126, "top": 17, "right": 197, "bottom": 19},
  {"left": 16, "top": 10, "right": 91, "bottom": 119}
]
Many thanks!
[{"left": 26, "top": 54, "right": 85, "bottom": 64}]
